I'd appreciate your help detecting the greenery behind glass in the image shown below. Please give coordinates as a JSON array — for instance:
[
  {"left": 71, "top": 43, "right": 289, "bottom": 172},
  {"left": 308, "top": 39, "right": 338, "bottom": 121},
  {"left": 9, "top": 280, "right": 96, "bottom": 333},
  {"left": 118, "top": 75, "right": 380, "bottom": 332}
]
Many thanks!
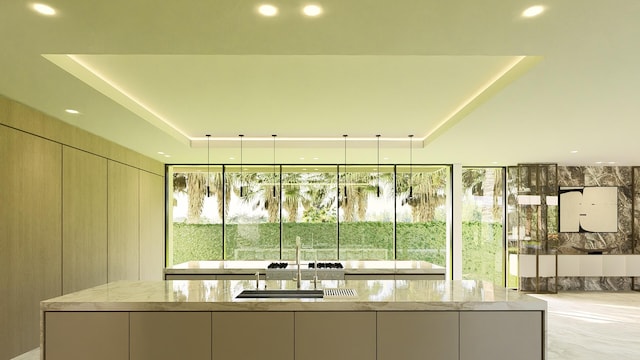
[{"left": 169, "top": 165, "right": 451, "bottom": 268}]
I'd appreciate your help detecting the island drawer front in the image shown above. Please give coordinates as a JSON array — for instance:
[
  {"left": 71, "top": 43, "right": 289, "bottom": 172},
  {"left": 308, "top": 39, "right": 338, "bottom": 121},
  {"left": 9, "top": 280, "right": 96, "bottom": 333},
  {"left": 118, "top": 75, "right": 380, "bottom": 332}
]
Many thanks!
[
  {"left": 377, "top": 312, "right": 459, "bottom": 360},
  {"left": 460, "top": 311, "right": 543, "bottom": 360},
  {"left": 295, "top": 312, "right": 376, "bottom": 360},
  {"left": 45, "top": 312, "right": 129, "bottom": 360},
  {"left": 130, "top": 312, "right": 212, "bottom": 360},
  {"left": 212, "top": 312, "right": 294, "bottom": 360}
]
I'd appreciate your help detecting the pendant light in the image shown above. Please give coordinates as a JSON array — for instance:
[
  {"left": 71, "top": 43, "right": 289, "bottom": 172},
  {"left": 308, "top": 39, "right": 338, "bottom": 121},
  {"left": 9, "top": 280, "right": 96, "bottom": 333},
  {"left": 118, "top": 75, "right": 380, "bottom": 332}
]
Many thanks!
[
  {"left": 206, "top": 134, "right": 211, "bottom": 197},
  {"left": 408, "top": 134, "right": 414, "bottom": 200},
  {"left": 343, "top": 134, "right": 348, "bottom": 204},
  {"left": 272, "top": 134, "right": 277, "bottom": 197},
  {"left": 239, "top": 134, "right": 244, "bottom": 197},
  {"left": 376, "top": 134, "right": 381, "bottom": 197}
]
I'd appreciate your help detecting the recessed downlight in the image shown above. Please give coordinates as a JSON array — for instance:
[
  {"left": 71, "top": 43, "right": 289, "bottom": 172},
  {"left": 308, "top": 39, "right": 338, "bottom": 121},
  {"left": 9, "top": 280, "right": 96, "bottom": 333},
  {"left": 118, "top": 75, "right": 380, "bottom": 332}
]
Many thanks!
[
  {"left": 570, "top": 150, "right": 578, "bottom": 154},
  {"left": 258, "top": 4, "right": 278, "bottom": 17},
  {"left": 32, "top": 3, "right": 56, "bottom": 16},
  {"left": 522, "top": 5, "right": 545, "bottom": 18},
  {"left": 157, "top": 151, "right": 165, "bottom": 155},
  {"left": 303, "top": 4, "right": 323, "bottom": 17},
  {"left": 65, "top": 109, "right": 80, "bottom": 114}
]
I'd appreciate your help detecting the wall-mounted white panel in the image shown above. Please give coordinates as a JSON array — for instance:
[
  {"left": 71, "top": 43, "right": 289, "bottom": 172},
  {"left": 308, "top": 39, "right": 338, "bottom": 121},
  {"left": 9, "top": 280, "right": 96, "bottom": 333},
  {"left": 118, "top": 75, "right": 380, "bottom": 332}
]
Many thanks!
[
  {"left": 602, "top": 255, "right": 626, "bottom": 276},
  {"left": 557, "top": 255, "right": 580, "bottom": 276},
  {"left": 580, "top": 255, "right": 603, "bottom": 277},
  {"left": 539, "top": 255, "right": 556, "bottom": 277},
  {"left": 625, "top": 255, "right": 640, "bottom": 276}
]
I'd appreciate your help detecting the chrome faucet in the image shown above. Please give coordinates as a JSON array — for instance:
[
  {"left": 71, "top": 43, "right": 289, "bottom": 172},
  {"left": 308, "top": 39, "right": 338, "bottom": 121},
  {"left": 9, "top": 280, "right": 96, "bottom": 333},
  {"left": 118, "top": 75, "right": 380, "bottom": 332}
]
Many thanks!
[{"left": 295, "top": 236, "right": 302, "bottom": 289}]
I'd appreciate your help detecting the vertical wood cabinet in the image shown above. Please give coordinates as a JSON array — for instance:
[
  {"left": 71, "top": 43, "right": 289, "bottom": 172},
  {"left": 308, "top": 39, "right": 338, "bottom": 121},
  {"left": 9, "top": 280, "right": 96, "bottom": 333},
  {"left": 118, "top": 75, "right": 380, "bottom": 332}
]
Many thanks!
[
  {"left": 377, "top": 312, "right": 459, "bottom": 360},
  {"left": 108, "top": 161, "right": 140, "bottom": 281},
  {"left": 45, "top": 312, "right": 129, "bottom": 360},
  {"left": 212, "top": 312, "right": 294, "bottom": 360},
  {"left": 130, "top": 312, "right": 212, "bottom": 360},
  {"left": 0, "top": 125, "right": 62, "bottom": 359},
  {"left": 295, "top": 312, "right": 376, "bottom": 360},
  {"left": 139, "top": 170, "right": 165, "bottom": 280},
  {"left": 62, "top": 147, "right": 108, "bottom": 293},
  {"left": 459, "top": 311, "right": 542, "bottom": 360}
]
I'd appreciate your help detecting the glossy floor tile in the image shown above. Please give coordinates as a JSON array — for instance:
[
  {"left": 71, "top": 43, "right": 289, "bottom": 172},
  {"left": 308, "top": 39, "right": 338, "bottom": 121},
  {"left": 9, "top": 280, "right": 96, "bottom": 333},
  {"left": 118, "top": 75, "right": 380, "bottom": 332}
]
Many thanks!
[{"left": 533, "top": 292, "right": 640, "bottom": 360}]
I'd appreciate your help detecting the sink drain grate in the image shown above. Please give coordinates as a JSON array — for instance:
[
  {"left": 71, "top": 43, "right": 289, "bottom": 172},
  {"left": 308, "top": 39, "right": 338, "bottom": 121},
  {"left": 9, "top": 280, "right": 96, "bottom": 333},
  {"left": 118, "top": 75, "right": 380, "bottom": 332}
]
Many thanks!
[{"left": 323, "top": 288, "right": 358, "bottom": 298}]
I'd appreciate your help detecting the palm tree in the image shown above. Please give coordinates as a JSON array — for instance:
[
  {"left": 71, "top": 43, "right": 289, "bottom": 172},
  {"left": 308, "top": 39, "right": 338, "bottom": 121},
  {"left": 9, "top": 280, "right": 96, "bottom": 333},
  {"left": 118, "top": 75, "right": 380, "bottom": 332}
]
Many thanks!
[
  {"left": 340, "top": 171, "right": 379, "bottom": 222},
  {"left": 398, "top": 167, "right": 449, "bottom": 222}
]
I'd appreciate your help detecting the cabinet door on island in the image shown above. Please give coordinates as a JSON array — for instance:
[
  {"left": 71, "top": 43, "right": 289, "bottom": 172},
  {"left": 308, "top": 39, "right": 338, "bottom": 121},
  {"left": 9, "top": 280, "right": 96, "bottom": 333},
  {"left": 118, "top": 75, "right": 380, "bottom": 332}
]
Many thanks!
[
  {"left": 377, "top": 312, "right": 459, "bottom": 360},
  {"left": 460, "top": 311, "right": 543, "bottom": 360},
  {"left": 212, "top": 312, "right": 294, "bottom": 360},
  {"left": 45, "top": 312, "right": 129, "bottom": 360},
  {"left": 130, "top": 312, "right": 211, "bottom": 360},
  {"left": 295, "top": 312, "right": 376, "bottom": 360}
]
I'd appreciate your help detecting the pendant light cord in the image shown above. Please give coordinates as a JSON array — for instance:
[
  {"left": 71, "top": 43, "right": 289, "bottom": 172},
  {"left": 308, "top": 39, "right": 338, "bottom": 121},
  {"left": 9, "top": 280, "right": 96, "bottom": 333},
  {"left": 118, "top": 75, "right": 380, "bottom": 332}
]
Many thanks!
[
  {"left": 239, "top": 134, "right": 244, "bottom": 197},
  {"left": 376, "top": 134, "right": 381, "bottom": 197},
  {"left": 272, "top": 134, "right": 277, "bottom": 197},
  {"left": 206, "top": 134, "right": 211, "bottom": 197},
  {"left": 343, "top": 134, "right": 348, "bottom": 203},
  {"left": 409, "top": 134, "right": 414, "bottom": 199}
]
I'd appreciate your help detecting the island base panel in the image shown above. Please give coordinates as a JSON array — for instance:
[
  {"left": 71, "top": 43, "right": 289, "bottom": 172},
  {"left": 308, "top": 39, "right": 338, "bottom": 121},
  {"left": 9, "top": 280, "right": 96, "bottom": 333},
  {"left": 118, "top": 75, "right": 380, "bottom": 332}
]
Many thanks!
[
  {"left": 44, "top": 312, "right": 129, "bottom": 360},
  {"left": 377, "top": 311, "right": 459, "bottom": 360}
]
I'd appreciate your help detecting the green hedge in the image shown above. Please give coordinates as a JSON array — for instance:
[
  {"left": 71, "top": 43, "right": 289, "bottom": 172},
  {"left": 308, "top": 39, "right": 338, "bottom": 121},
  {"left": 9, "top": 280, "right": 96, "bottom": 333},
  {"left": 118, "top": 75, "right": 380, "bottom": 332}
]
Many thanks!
[{"left": 172, "top": 221, "right": 503, "bottom": 283}]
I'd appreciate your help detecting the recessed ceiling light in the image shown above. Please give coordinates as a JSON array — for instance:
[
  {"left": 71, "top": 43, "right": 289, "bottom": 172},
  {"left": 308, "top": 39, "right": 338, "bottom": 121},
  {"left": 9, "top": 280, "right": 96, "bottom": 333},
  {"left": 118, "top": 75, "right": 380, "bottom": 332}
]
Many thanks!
[
  {"left": 300, "top": 157, "right": 305, "bottom": 160},
  {"left": 32, "top": 3, "right": 56, "bottom": 16},
  {"left": 65, "top": 109, "right": 80, "bottom": 114},
  {"left": 570, "top": 150, "right": 578, "bottom": 154},
  {"left": 383, "top": 157, "right": 390, "bottom": 160},
  {"left": 164, "top": 154, "right": 171, "bottom": 158},
  {"left": 595, "top": 161, "right": 603, "bottom": 164},
  {"left": 258, "top": 4, "right": 278, "bottom": 17},
  {"left": 522, "top": 5, "right": 545, "bottom": 18},
  {"left": 303, "top": 4, "right": 323, "bottom": 17},
  {"left": 607, "top": 161, "right": 616, "bottom": 164},
  {"left": 158, "top": 151, "right": 165, "bottom": 155},
  {"left": 313, "top": 157, "right": 319, "bottom": 160},
  {"left": 229, "top": 157, "right": 235, "bottom": 160}
]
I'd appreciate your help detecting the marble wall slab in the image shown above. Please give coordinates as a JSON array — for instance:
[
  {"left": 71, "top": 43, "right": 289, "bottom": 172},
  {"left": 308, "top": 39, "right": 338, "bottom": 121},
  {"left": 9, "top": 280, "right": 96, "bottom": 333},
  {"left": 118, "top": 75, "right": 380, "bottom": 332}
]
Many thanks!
[{"left": 556, "top": 166, "right": 635, "bottom": 290}]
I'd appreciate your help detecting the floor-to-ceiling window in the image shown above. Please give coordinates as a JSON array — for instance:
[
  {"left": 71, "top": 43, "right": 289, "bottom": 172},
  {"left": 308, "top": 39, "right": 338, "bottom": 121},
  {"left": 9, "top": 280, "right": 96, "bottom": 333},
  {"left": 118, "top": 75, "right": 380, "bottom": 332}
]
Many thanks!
[
  {"left": 166, "top": 164, "right": 452, "bottom": 268},
  {"left": 338, "top": 165, "right": 395, "bottom": 260},
  {"left": 461, "top": 167, "right": 505, "bottom": 285},
  {"left": 395, "top": 165, "right": 450, "bottom": 267},
  {"left": 224, "top": 165, "right": 280, "bottom": 260},
  {"left": 169, "top": 166, "right": 224, "bottom": 265},
  {"left": 281, "top": 165, "right": 338, "bottom": 261}
]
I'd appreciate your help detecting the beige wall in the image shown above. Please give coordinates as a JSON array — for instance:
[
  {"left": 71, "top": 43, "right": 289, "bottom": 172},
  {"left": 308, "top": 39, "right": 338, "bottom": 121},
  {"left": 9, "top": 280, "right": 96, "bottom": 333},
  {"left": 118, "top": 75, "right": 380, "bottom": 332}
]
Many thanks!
[{"left": 0, "top": 95, "right": 165, "bottom": 359}]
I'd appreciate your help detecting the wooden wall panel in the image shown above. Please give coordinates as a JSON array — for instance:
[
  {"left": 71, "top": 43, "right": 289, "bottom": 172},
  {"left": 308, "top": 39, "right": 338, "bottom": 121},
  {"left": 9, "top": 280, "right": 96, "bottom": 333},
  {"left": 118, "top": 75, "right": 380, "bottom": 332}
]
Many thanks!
[
  {"left": 139, "top": 170, "right": 165, "bottom": 280},
  {"left": 62, "top": 146, "right": 108, "bottom": 293},
  {"left": 108, "top": 161, "right": 140, "bottom": 281},
  {"left": 0, "top": 125, "right": 62, "bottom": 359}
]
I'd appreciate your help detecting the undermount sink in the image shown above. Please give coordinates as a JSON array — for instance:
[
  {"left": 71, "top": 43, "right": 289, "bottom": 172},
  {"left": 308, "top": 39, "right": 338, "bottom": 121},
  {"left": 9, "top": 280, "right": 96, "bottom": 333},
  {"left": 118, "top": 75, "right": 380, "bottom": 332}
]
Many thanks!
[{"left": 236, "top": 289, "right": 324, "bottom": 299}]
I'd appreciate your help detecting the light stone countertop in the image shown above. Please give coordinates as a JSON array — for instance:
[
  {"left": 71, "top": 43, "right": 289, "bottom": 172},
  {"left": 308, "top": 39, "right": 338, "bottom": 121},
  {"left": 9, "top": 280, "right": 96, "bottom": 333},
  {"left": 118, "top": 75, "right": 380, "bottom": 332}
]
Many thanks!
[
  {"left": 41, "top": 279, "right": 546, "bottom": 312},
  {"left": 165, "top": 260, "right": 446, "bottom": 275}
]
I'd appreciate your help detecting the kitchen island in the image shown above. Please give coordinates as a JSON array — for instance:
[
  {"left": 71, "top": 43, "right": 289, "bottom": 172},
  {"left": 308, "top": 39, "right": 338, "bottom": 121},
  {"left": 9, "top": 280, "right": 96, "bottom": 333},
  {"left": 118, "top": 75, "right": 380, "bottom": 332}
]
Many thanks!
[
  {"left": 41, "top": 279, "right": 545, "bottom": 360},
  {"left": 164, "top": 260, "right": 446, "bottom": 280}
]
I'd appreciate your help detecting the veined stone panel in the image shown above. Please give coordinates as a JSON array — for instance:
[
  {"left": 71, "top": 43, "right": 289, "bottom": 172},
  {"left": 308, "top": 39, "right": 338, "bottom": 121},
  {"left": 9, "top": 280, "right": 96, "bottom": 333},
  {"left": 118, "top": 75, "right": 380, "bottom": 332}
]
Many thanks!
[{"left": 557, "top": 166, "right": 634, "bottom": 290}]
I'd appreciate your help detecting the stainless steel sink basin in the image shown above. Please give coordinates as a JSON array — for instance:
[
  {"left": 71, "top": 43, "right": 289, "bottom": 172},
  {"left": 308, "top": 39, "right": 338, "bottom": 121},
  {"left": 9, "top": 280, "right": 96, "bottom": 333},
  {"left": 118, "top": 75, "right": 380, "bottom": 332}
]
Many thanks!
[{"left": 236, "top": 289, "right": 324, "bottom": 299}]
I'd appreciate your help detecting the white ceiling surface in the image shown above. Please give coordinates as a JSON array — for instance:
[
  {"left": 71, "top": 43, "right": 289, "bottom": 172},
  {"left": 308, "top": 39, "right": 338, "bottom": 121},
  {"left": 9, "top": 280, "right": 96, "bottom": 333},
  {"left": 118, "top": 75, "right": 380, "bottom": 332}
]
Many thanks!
[{"left": 1, "top": 0, "right": 639, "bottom": 166}]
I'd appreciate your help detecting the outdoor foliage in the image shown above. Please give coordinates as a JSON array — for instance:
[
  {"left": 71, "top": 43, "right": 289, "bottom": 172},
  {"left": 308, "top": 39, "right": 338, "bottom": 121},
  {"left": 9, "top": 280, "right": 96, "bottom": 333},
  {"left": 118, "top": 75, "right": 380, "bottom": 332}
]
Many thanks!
[{"left": 172, "top": 221, "right": 503, "bottom": 283}]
